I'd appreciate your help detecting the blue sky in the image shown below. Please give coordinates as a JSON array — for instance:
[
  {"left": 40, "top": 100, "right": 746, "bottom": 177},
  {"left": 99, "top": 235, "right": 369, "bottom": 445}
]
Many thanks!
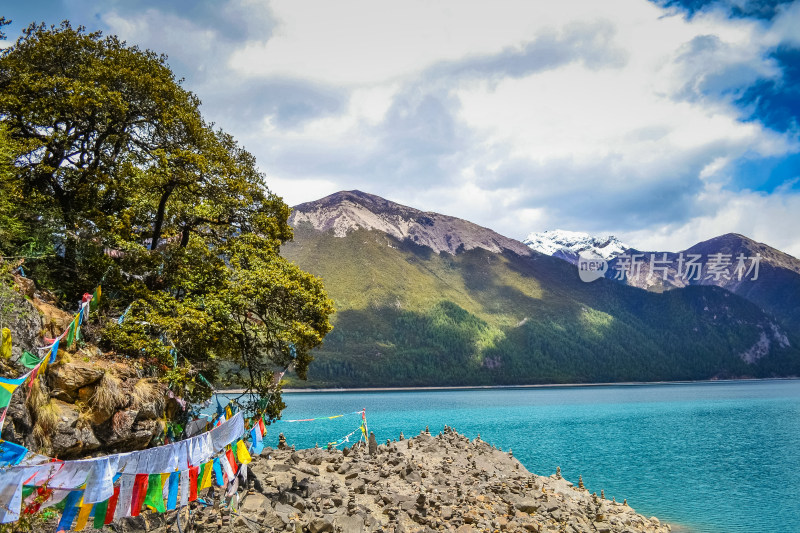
[{"left": 2, "top": 0, "right": 799, "bottom": 255}]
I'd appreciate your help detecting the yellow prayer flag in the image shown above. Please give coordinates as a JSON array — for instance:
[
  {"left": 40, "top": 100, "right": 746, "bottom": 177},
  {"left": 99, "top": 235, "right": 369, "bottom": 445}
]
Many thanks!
[
  {"left": 236, "top": 440, "right": 252, "bottom": 464},
  {"left": 200, "top": 461, "right": 213, "bottom": 489},
  {"left": 74, "top": 499, "right": 93, "bottom": 531},
  {"left": 0, "top": 328, "right": 11, "bottom": 360}
]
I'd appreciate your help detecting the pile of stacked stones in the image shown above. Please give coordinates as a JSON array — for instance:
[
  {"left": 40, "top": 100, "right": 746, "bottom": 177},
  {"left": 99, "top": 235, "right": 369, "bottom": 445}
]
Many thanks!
[{"left": 119, "top": 426, "right": 672, "bottom": 533}]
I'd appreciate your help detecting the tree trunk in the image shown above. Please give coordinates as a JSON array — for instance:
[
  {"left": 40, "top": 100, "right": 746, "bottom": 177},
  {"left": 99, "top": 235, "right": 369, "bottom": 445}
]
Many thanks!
[
  {"left": 150, "top": 185, "right": 174, "bottom": 251},
  {"left": 180, "top": 225, "right": 190, "bottom": 248}
]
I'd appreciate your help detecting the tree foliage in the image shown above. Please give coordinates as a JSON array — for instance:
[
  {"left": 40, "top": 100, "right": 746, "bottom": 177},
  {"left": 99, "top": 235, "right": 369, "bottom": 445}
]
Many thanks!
[{"left": 0, "top": 22, "right": 334, "bottom": 420}]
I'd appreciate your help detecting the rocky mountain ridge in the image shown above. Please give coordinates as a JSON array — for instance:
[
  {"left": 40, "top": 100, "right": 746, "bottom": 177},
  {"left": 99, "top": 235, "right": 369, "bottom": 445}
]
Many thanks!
[
  {"left": 290, "top": 190, "right": 532, "bottom": 257},
  {"left": 282, "top": 192, "right": 800, "bottom": 388},
  {"left": 604, "top": 233, "right": 800, "bottom": 331}
]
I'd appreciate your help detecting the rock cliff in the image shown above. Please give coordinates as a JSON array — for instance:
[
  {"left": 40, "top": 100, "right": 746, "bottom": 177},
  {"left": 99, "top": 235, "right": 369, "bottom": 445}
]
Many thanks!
[{"left": 0, "top": 274, "right": 176, "bottom": 458}]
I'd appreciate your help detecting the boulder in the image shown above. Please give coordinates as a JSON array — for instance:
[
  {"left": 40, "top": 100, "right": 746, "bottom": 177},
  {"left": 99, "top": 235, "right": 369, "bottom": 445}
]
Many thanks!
[
  {"left": 308, "top": 518, "right": 334, "bottom": 533},
  {"left": 30, "top": 297, "right": 72, "bottom": 338},
  {"left": 48, "top": 361, "right": 105, "bottom": 402},
  {"left": 514, "top": 498, "right": 540, "bottom": 514},
  {"left": 94, "top": 410, "right": 161, "bottom": 452},
  {"left": 333, "top": 514, "right": 365, "bottom": 532},
  {"left": 50, "top": 399, "right": 102, "bottom": 457}
]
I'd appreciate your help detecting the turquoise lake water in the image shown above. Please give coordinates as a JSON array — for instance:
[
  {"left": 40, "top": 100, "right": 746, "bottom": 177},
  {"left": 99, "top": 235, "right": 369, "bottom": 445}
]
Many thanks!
[{"left": 219, "top": 380, "right": 800, "bottom": 533}]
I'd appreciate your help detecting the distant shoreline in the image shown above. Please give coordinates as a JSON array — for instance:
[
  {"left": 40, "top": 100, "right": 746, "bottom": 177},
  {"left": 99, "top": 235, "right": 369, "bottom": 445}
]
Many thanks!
[{"left": 217, "top": 376, "right": 799, "bottom": 394}]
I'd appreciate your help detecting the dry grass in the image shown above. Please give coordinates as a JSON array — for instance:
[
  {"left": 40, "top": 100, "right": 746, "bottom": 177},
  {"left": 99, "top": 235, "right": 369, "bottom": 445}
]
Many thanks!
[
  {"left": 26, "top": 379, "right": 48, "bottom": 413},
  {"left": 36, "top": 400, "right": 61, "bottom": 433},
  {"left": 131, "top": 378, "right": 164, "bottom": 411},
  {"left": 27, "top": 380, "right": 56, "bottom": 453},
  {"left": 90, "top": 372, "right": 126, "bottom": 414},
  {"left": 32, "top": 425, "right": 52, "bottom": 455}
]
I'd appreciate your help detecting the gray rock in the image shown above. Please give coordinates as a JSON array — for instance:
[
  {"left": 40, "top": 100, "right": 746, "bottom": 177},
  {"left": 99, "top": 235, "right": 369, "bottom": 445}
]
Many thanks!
[
  {"left": 333, "top": 514, "right": 365, "bottom": 533},
  {"left": 303, "top": 516, "right": 331, "bottom": 531},
  {"left": 515, "top": 498, "right": 540, "bottom": 513},
  {"left": 48, "top": 399, "right": 102, "bottom": 457}
]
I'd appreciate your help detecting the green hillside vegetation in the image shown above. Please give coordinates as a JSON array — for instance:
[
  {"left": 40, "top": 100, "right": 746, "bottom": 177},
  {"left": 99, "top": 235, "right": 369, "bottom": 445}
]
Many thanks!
[{"left": 282, "top": 224, "right": 800, "bottom": 387}]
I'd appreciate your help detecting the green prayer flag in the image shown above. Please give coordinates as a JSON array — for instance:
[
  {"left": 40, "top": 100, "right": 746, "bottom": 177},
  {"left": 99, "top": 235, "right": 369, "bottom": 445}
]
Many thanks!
[
  {"left": 93, "top": 499, "right": 108, "bottom": 529},
  {"left": 65, "top": 321, "right": 75, "bottom": 349},
  {"left": 143, "top": 473, "right": 166, "bottom": 513},
  {"left": 197, "top": 463, "right": 206, "bottom": 493},
  {"left": 20, "top": 351, "right": 43, "bottom": 369},
  {"left": 90, "top": 286, "right": 101, "bottom": 312}
]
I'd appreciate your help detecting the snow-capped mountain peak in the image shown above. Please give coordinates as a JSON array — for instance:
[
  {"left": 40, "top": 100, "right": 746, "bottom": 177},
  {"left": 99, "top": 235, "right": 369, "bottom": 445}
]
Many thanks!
[{"left": 523, "top": 229, "right": 629, "bottom": 263}]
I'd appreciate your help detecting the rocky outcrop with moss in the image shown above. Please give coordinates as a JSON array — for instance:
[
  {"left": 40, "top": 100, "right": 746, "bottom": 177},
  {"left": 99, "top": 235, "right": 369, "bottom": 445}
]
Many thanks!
[{"left": 0, "top": 275, "right": 178, "bottom": 458}]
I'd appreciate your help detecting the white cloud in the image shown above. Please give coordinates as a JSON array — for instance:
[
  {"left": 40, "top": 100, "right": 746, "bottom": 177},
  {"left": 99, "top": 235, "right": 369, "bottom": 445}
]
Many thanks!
[
  {"left": 70, "top": 0, "right": 800, "bottom": 256},
  {"left": 623, "top": 186, "right": 800, "bottom": 258}
]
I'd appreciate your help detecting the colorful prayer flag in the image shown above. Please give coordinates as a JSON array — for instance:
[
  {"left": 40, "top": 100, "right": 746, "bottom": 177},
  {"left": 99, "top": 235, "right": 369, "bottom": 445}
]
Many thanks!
[
  {"left": 225, "top": 448, "right": 238, "bottom": 478},
  {"left": 196, "top": 464, "right": 206, "bottom": 493},
  {"left": 188, "top": 466, "right": 199, "bottom": 502},
  {"left": 200, "top": 461, "right": 213, "bottom": 490},
  {"left": 143, "top": 473, "right": 166, "bottom": 513},
  {"left": 0, "top": 440, "right": 28, "bottom": 466},
  {"left": 236, "top": 440, "right": 252, "bottom": 464},
  {"left": 93, "top": 499, "right": 108, "bottom": 530},
  {"left": 0, "top": 328, "right": 11, "bottom": 360},
  {"left": 167, "top": 472, "right": 179, "bottom": 510},
  {"left": 90, "top": 286, "right": 101, "bottom": 312},
  {"left": 74, "top": 499, "right": 92, "bottom": 531},
  {"left": 55, "top": 491, "right": 82, "bottom": 533},
  {"left": 104, "top": 486, "right": 120, "bottom": 525},
  {"left": 250, "top": 427, "right": 264, "bottom": 455},
  {"left": 48, "top": 337, "right": 60, "bottom": 364},
  {"left": 20, "top": 351, "right": 42, "bottom": 369},
  {"left": 213, "top": 458, "right": 224, "bottom": 486},
  {"left": 65, "top": 321, "right": 75, "bottom": 349},
  {"left": 0, "top": 373, "right": 30, "bottom": 408},
  {"left": 130, "top": 473, "right": 149, "bottom": 517}
]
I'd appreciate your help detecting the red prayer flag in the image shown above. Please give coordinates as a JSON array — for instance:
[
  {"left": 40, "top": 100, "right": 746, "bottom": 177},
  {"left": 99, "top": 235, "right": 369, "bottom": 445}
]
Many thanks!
[
  {"left": 104, "top": 485, "right": 120, "bottom": 525},
  {"left": 225, "top": 448, "right": 237, "bottom": 474},
  {"left": 258, "top": 418, "right": 266, "bottom": 434},
  {"left": 130, "top": 473, "right": 149, "bottom": 517},
  {"left": 188, "top": 466, "right": 199, "bottom": 502}
]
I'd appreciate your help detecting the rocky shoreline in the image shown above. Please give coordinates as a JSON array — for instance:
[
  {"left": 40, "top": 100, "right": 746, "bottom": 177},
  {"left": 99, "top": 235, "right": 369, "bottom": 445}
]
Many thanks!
[{"left": 115, "top": 426, "right": 674, "bottom": 533}]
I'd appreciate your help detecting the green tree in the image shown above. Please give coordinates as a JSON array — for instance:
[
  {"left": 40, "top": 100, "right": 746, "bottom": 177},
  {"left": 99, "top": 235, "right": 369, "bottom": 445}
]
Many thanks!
[
  {"left": 0, "top": 22, "right": 203, "bottom": 279},
  {"left": 0, "top": 21, "right": 334, "bottom": 421}
]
